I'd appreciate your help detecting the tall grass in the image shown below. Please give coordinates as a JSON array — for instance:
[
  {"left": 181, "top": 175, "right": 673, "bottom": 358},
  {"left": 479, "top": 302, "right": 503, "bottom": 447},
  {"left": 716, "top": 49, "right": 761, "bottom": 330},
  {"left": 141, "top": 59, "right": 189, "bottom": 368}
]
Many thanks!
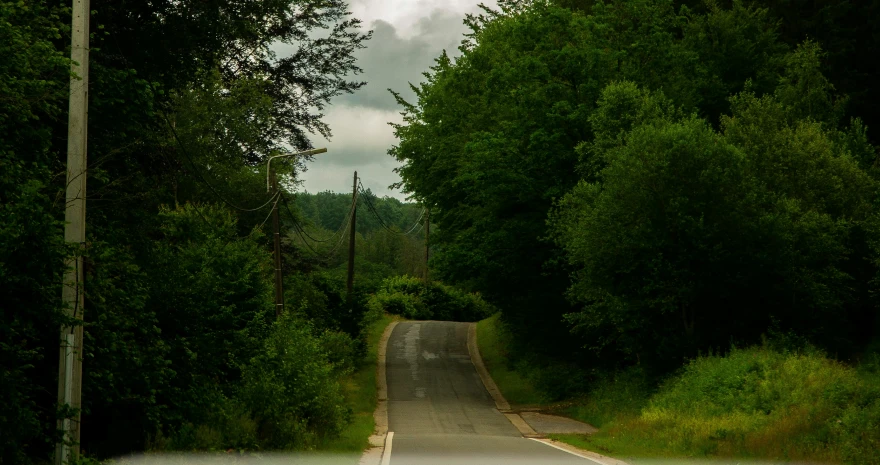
[
  {"left": 568, "top": 348, "right": 880, "bottom": 464},
  {"left": 476, "top": 315, "right": 880, "bottom": 464}
]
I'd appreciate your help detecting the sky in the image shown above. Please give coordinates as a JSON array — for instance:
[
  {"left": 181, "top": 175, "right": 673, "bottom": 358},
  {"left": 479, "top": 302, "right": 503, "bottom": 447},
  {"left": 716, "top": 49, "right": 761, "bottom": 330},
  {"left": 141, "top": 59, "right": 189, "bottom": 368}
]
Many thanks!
[{"left": 283, "top": 0, "right": 495, "bottom": 200}]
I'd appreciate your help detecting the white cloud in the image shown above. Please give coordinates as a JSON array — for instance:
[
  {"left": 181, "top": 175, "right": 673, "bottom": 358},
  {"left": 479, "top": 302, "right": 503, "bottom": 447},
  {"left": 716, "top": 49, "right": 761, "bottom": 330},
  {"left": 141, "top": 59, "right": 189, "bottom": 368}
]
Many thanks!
[
  {"left": 348, "top": 0, "right": 491, "bottom": 38},
  {"left": 296, "top": 105, "right": 405, "bottom": 198},
  {"left": 290, "top": 0, "right": 498, "bottom": 199}
]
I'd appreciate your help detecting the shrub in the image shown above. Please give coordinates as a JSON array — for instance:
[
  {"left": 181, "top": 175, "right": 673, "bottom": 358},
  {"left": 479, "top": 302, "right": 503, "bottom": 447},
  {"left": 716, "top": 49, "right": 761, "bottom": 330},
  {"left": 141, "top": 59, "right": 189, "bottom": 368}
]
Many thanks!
[
  {"left": 367, "top": 276, "right": 495, "bottom": 322},
  {"left": 593, "top": 346, "right": 880, "bottom": 461},
  {"left": 318, "top": 329, "right": 359, "bottom": 376},
  {"left": 372, "top": 289, "right": 430, "bottom": 320},
  {"left": 236, "top": 314, "right": 349, "bottom": 449}
]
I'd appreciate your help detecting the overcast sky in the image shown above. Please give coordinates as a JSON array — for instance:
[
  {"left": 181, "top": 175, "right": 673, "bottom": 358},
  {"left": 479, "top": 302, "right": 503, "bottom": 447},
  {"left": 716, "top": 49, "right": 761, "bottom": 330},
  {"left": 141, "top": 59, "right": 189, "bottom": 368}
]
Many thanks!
[{"left": 286, "top": 0, "right": 495, "bottom": 200}]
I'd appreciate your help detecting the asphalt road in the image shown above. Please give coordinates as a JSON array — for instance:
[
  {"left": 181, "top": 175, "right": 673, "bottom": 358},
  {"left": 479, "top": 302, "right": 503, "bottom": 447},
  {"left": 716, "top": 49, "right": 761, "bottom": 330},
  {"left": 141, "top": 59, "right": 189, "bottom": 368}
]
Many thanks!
[{"left": 386, "top": 320, "right": 601, "bottom": 465}]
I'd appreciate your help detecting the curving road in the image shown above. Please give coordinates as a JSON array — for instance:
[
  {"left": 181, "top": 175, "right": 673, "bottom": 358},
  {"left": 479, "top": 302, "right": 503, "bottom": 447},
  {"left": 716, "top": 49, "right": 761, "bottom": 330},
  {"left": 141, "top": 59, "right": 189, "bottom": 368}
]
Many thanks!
[{"left": 385, "top": 320, "right": 601, "bottom": 465}]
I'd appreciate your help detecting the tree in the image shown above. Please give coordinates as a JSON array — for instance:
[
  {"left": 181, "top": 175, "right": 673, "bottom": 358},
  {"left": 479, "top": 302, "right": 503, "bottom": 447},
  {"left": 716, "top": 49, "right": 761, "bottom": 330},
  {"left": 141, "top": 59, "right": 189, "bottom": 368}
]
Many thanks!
[
  {"left": 553, "top": 44, "right": 877, "bottom": 368},
  {"left": 389, "top": 0, "right": 786, "bottom": 362},
  {"left": 1, "top": 2, "right": 72, "bottom": 462}
]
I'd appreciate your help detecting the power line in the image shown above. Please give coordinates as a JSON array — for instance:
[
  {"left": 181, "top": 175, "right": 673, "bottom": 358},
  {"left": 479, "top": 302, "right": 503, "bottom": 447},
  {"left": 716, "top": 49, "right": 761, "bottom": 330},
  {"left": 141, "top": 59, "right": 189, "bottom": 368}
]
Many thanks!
[
  {"left": 358, "top": 182, "right": 399, "bottom": 234},
  {"left": 316, "top": 197, "right": 357, "bottom": 258},
  {"left": 403, "top": 208, "right": 427, "bottom": 234},
  {"left": 281, "top": 194, "right": 338, "bottom": 243},
  {"left": 357, "top": 183, "right": 425, "bottom": 236},
  {"left": 280, "top": 192, "right": 357, "bottom": 258},
  {"left": 256, "top": 191, "right": 282, "bottom": 231}
]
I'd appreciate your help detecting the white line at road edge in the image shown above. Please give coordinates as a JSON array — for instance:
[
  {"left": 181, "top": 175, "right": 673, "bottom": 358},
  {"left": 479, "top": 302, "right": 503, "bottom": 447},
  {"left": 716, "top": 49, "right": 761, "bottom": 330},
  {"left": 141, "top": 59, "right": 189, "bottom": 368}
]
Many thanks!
[
  {"left": 381, "top": 431, "right": 394, "bottom": 465},
  {"left": 528, "top": 438, "right": 609, "bottom": 465}
]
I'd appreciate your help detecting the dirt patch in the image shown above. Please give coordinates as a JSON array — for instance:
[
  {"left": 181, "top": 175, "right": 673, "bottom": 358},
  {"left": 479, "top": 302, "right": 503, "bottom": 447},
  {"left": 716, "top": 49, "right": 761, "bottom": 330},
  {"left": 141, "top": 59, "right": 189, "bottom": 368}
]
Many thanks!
[{"left": 520, "top": 412, "right": 598, "bottom": 435}]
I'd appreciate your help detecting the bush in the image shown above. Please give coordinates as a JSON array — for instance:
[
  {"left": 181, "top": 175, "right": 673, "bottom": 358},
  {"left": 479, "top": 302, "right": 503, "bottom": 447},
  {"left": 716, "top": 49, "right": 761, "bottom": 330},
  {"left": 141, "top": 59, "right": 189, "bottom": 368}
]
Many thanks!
[
  {"left": 367, "top": 276, "right": 495, "bottom": 322},
  {"left": 235, "top": 314, "right": 350, "bottom": 450},
  {"left": 318, "top": 329, "right": 359, "bottom": 376},
  {"left": 592, "top": 346, "right": 880, "bottom": 461},
  {"left": 285, "top": 271, "right": 366, "bottom": 339},
  {"left": 372, "top": 289, "right": 430, "bottom": 320}
]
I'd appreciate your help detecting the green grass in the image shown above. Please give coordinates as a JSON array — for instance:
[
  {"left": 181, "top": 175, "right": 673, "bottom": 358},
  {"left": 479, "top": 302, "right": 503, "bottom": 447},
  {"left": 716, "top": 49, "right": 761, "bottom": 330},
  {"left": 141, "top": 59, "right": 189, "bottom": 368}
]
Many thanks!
[
  {"left": 318, "top": 313, "right": 397, "bottom": 453},
  {"left": 475, "top": 314, "right": 880, "bottom": 465},
  {"left": 476, "top": 313, "right": 551, "bottom": 406}
]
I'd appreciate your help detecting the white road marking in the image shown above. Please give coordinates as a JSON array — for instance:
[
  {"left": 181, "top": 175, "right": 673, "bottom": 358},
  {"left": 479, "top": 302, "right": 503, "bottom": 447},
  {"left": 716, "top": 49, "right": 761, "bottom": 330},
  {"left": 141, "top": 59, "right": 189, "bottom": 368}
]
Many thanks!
[
  {"left": 528, "top": 437, "right": 608, "bottom": 465},
  {"left": 381, "top": 431, "right": 394, "bottom": 465}
]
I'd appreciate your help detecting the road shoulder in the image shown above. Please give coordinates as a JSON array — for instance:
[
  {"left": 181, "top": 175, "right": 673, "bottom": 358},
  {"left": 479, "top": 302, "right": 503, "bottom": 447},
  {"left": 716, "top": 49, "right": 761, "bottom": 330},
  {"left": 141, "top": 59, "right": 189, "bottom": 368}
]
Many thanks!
[
  {"left": 360, "top": 319, "right": 399, "bottom": 465},
  {"left": 469, "top": 321, "right": 630, "bottom": 465}
]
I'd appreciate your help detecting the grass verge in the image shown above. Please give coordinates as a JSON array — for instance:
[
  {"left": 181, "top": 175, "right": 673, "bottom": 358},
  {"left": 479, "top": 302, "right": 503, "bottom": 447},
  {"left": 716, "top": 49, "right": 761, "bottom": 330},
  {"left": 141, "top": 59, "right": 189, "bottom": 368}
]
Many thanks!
[
  {"left": 476, "top": 314, "right": 880, "bottom": 465},
  {"left": 318, "top": 313, "right": 397, "bottom": 453},
  {"left": 475, "top": 313, "right": 550, "bottom": 405}
]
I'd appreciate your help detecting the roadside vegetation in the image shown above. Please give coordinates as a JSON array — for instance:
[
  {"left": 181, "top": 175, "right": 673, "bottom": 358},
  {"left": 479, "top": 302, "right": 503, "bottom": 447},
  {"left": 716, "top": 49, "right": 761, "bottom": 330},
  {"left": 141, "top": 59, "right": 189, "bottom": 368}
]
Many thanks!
[
  {"left": 319, "top": 313, "right": 398, "bottom": 454},
  {"left": 1, "top": 0, "right": 425, "bottom": 461},
  {"left": 478, "top": 316, "right": 880, "bottom": 463},
  {"left": 367, "top": 275, "right": 495, "bottom": 322}
]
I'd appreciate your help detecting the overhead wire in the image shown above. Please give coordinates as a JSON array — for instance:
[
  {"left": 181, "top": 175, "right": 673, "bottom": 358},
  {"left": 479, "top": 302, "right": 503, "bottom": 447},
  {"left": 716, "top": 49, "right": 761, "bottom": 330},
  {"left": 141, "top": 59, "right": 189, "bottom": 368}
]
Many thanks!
[
  {"left": 316, "top": 195, "right": 357, "bottom": 257},
  {"left": 403, "top": 208, "right": 427, "bottom": 234},
  {"left": 133, "top": 68, "right": 281, "bottom": 214},
  {"left": 255, "top": 191, "right": 282, "bottom": 231},
  {"left": 107, "top": 37, "right": 280, "bottom": 242},
  {"left": 357, "top": 182, "right": 426, "bottom": 236},
  {"left": 280, "top": 190, "right": 358, "bottom": 258},
  {"left": 163, "top": 114, "right": 281, "bottom": 212},
  {"left": 357, "top": 182, "right": 395, "bottom": 233},
  {"left": 281, "top": 194, "right": 337, "bottom": 243}
]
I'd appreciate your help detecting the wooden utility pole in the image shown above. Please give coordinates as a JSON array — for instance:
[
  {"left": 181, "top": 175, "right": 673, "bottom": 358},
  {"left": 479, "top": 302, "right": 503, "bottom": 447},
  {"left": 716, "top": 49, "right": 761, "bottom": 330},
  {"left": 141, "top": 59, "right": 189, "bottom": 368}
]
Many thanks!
[
  {"left": 57, "top": 1, "right": 89, "bottom": 464},
  {"left": 271, "top": 171, "right": 283, "bottom": 318},
  {"left": 346, "top": 171, "right": 358, "bottom": 303},
  {"left": 424, "top": 209, "right": 430, "bottom": 283}
]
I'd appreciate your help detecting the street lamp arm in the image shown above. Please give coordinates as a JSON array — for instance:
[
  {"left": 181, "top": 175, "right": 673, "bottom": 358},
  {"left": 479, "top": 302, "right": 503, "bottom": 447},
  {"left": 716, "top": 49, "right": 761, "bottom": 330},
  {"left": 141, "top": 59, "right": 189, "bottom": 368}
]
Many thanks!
[{"left": 266, "top": 147, "right": 327, "bottom": 192}]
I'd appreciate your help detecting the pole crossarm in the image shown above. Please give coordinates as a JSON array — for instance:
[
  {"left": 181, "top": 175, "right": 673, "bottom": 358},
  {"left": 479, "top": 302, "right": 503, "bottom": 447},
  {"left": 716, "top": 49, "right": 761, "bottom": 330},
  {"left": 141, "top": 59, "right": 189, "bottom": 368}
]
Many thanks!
[{"left": 266, "top": 148, "right": 327, "bottom": 192}]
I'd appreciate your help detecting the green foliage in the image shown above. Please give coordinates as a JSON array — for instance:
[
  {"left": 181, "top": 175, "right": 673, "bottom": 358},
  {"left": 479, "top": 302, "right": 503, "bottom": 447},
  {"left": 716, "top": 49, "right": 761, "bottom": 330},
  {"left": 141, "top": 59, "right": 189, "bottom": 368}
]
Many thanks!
[
  {"left": 368, "top": 275, "right": 495, "bottom": 322},
  {"left": 394, "top": 2, "right": 880, "bottom": 456},
  {"left": 369, "top": 281, "right": 430, "bottom": 320},
  {"left": 0, "top": 2, "right": 73, "bottom": 462},
  {"left": 554, "top": 101, "right": 761, "bottom": 365},
  {"left": 3, "top": 0, "right": 378, "bottom": 461},
  {"left": 234, "top": 314, "right": 350, "bottom": 450},
  {"left": 390, "top": 0, "right": 788, "bottom": 362},
  {"left": 476, "top": 314, "right": 551, "bottom": 405},
  {"left": 81, "top": 240, "right": 170, "bottom": 455},
  {"left": 160, "top": 314, "right": 356, "bottom": 452},
  {"left": 552, "top": 46, "right": 878, "bottom": 367},
  {"left": 145, "top": 205, "right": 274, "bottom": 429},
  {"left": 599, "top": 346, "right": 880, "bottom": 461}
]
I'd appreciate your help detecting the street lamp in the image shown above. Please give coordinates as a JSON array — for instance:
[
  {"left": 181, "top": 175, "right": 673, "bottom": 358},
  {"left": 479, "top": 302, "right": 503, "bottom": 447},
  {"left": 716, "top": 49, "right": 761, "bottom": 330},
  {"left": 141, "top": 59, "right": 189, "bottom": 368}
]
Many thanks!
[
  {"left": 266, "top": 147, "right": 327, "bottom": 192},
  {"left": 265, "top": 147, "right": 327, "bottom": 317}
]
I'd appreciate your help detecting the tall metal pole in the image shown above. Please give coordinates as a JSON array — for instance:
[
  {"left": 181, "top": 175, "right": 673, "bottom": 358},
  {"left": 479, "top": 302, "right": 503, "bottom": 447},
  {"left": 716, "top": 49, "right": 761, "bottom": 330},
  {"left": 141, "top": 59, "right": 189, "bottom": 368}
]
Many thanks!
[
  {"left": 271, "top": 170, "right": 283, "bottom": 318},
  {"left": 424, "top": 209, "right": 430, "bottom": 283},
  {"left": 347, "top": 171, "right": 358, "bottom": 303},
  {"left": 262, "top": 148, "right": 326, "bottom": 317},
  {"left": 57, "top": 1, "right": 89, "bottom": 463}
]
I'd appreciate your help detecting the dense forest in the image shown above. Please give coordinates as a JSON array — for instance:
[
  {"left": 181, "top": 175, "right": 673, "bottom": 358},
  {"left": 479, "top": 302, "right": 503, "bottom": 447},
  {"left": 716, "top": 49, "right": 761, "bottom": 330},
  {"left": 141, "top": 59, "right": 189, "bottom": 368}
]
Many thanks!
[
  {"left": 4, "top": 0, "right": 880, "bottom": 463},
  {"left": 392, "top": 0, "right": 880, "bottom": 372},
  {"left": 0, "top": 0, "right": 428, "bottom": 462}
]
